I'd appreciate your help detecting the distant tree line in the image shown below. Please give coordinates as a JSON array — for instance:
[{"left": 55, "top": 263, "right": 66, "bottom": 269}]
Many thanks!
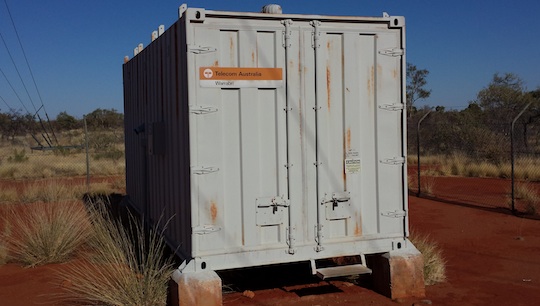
[
  {"left": 408, "top": 71, "right": 540, "bottom": 161},
  {"left": 0, "top": 108, "right": 124, "bottom": 141}
]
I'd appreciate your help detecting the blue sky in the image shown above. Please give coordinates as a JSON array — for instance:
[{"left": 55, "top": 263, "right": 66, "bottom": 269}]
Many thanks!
[{"left": 1, "top": 0, "right": 539, "bottom": 118}]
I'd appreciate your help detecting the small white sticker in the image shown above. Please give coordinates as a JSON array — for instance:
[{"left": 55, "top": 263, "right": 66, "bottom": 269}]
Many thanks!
[
  {"left": 345, "top": 158, "right": 361, "bottom": 174},
  {"left": 345, "top": 149, "right": 360, "bottom": 174}
]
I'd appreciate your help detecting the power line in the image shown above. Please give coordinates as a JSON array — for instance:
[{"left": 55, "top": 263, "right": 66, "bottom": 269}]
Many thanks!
[
  {"left": 0, "top": 66, "right": 30, "bottom": 114},
  {"left": 2, "top": 0, "right": 58, "bottom": 146},
  {"left": 0, "top": 93, "right": 12, "bottom": 110},
  {"left": 0, "top": 31, "right": 38, "bottom": 113}
]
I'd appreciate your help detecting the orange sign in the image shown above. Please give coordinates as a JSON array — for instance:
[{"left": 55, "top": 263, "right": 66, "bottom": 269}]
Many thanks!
[{"left": 199, "top": 67, "right": 283, "bottom": 88}]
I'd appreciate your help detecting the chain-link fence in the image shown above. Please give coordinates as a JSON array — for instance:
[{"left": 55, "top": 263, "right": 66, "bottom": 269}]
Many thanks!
[
  {"left": 0, "top": 119, "right": 125, "bottom": 196},
  {"left": 409, "top": 108, "right": 540, "bottom": 216}
]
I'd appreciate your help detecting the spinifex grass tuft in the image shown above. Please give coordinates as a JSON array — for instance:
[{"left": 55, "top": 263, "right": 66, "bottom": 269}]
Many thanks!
[
  {"left": 8, "top": 201, "right": 91, "bottom": 267},
  {"left": 61, "top": 203, "right": 175, "bottom": 306},
  {"left": 409, "top": 230, "right": 447, "bottom": 285}
]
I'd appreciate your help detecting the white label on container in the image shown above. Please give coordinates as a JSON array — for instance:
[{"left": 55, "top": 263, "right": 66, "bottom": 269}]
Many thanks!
[{"left": 345, "top": 150, "right": 361, "bottom": 174}]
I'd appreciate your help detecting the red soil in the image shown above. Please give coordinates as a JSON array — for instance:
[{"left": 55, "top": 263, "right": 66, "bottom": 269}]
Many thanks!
[{"left": 1, "top": 177, "right": 539, "bottom": 306}]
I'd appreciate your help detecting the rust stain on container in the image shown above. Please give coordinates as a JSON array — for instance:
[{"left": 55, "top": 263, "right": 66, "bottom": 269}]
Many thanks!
[
  {"left": 213, "top": 60, "right": 219, "bottom": 67},
  {"left": 346, "top": 127, "right": 351, "bottom": 151},
  {"left": 354, "top": 212, "right": 362, "bottom": 236},
  {"left": 368, "top": 66, "right": 375, "bottom": 95},
  {"left": 210, "top": 200, "right": 218, "bottom": 224},
  {"left": 326, "top": 66, "right": 331, "bottom": 110},
  {"left": 392, "top": 68, "right": 398, "bottom": 79},
  {"left": 251, "top": 51, "right": 256, "bottom": 65}
]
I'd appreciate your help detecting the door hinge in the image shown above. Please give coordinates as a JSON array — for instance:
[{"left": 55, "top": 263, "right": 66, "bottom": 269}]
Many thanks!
[
  {"left": 190, "top": 105, "right": 218, "bottom": 114},
  {"left": 193, "top": 225, "right": 221, "bottom": 235},
  {"left": 381, "top": 210, "right": 407, "bottom": 218},
  {"left": 286, "top": 226, "right": 296, "bottom": 254},
  {"left": 380, "top": 157, "right": 405, "bottom": 165},
  {"left": 310, "top": 20, "right": 321, "bottom": 49},
  {"left": 281, "top": 19, "right": 293, "bottom": 48},
  {"left": 379, "top": 103, "right": 404, "bottom": 111},
  {"left": 378, "top": 47, "right": 404, "bottom": 57},
  {"left": 188, "top": 45, "right": 217, "bottom": 54},
  {"left": 192, "top": 166, "right": 219, "bottom": 175}
]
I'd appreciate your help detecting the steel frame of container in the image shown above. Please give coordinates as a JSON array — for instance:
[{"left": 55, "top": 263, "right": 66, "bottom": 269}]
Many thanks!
[{"left": 123, "top": 4, "right": 409, "bottom": 274}]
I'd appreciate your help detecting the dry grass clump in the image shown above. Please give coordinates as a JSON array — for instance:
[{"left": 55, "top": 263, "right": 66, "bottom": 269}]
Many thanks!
[
  {"left": 0, "top": 214, "right": 10, "bottom": 265},
  {"left": 420, "top": 176, "right": 436, "bottom": 195},
  {"left": 61, "top": 205, "right": 174, "bottom": 306},
  {"left": 7, "top": 202, "right": 91, "bottom": 267},
  {"left": 18, "top": 181, "right": 79, "bottom": 204},
  {"left": 0, "top": 148, "right": 125, "bottom": 180},
  {"left": 409, "top": 231, "right": 446, "bottom": 285},
  {"left": 0, "top": 187, "right": 18, "bottom": 203},
  {"left": 13, "top": 180, "right": 124, "bottom": 204},
  {"left": 511, "top": 182, "right": 540, "bottom": 215}
]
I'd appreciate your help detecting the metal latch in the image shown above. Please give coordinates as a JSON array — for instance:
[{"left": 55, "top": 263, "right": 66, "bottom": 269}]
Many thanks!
[
  {"left": 193, "top": 225, "right": 221, "bottom": 235},
  {"left": 190, "top": 105, "right": 218, "bottom": 114},
  {"left": 381, "top": 210, "right": 407, "bottom": 218},
  {"left": 321, "top": 192, "right": 351, "bottom": 209},
  {"left": 187, "top": 45, "right": 217, "bottom": 54},
  {"left": 379, "top": 103, "right": 404, "bottom": 111},
  {"left": 321, "top": 192, "right": 351, "bottom": 220},
  {"left": 257, "top": 196, "right": 290, "bottom": 214},
  {"left": 380, "top": 157, "right": 405, "bottom": 165},
  {"left": 378, "top": 47, "right": 404, "bottom": 57},
  {"left": 191, "top": 166, "right": 219, "bottom": 175},
  {"left": 256, "top": 195, "right": 289, "bottom": 226}
]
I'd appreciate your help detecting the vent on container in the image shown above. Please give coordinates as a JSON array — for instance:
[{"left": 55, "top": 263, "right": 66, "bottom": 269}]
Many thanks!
[{"left": 261, "top": 4, "right": 282, "bottom": 14}]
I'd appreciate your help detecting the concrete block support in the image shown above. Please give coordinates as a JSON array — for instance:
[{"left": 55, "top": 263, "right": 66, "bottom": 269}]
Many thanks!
[
  {"left": 169, "top": 270, "right": 222, "bottom": 306},
  {"left": 371, "top": 244, "right": 426, "bottom": 300}
]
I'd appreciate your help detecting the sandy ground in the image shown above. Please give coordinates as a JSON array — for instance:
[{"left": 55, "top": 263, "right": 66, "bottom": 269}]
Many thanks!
[{"left": 1, "top": 180, "right": 539, "bottom": 305}]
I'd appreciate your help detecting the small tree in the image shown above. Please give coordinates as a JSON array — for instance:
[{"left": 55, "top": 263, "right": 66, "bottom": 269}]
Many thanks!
[
  {"left": 406, "top": 63, "right": 431, "bottom": 115},
  {"left": 85, "top": 108, "right": 123, "bottom": 131},
  {"left": 55, "top": 111, "right": 79, "bottom": 131}
]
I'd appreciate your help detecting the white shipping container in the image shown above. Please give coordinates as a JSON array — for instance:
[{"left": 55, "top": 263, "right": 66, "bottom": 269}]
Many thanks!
[{"left": 123, "top": 5, "right": 409, "bottom": 275}]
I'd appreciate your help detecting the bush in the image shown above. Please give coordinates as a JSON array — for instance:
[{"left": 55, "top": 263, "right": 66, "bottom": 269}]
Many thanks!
[{"left": 7, "top": 149, "right": 29, "bottom": 163}]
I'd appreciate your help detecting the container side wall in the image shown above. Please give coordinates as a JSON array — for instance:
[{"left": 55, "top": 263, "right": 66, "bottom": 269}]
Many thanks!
[{"left": 123, "top": 19, "right": 192, "bottom": 260}]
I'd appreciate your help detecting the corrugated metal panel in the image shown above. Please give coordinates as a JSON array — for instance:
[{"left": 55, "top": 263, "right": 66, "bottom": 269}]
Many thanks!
[
  {"left": 123, "top": 19, "right": 192, "bottom": 260},
  {"left": 123, "top": 6, "right": 407, "bottom": 272}
]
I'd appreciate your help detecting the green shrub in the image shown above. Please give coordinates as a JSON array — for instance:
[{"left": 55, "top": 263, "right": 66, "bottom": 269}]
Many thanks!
[{"left": 7, "top": 149, "right": 29, "bottom": 163}]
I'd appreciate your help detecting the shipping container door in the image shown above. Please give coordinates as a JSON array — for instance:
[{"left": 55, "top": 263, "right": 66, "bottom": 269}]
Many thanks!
[
  {"left": 189, "top": 22, "right": 290, "bottom": 257},
  {"left": 313, "top": 23, "right": 406, "bottom": 248}
]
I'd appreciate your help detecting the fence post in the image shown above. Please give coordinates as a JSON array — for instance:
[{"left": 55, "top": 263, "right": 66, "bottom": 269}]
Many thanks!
[
  {"left": 511, "top": 101, "right": 532, "bottom": 213},
  {"left": 417, "top": 110, "right": 432, "bottom": 196},
  {"left": 83, "top": 116, "right": 90, "bottom": 191}
]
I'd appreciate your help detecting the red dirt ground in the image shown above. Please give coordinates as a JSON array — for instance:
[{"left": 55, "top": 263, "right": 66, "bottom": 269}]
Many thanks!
[{"left": 1, "top": 178, "right": 540, "bottom": 305}]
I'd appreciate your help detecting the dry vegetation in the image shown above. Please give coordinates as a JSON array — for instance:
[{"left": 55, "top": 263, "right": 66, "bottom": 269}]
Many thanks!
[
  {"left": 408, "top": 153, "right": 540, "bottom": 181},
  {"left": 0, "top": 125, "right": 178, "bottom": 304},
  {"left": 0, "top": 177, "right": 173, "bottom": 305},
  {"left": 409, "top": 230, "right": 447, "bottom": 286},
  {"left": 61, "top": 205, "right": 175, "bottom": 305},
  {"left": 7, "top": 201, "right": 91, "bottom": 267},
  {"left": 409, "top": 154, "right": 540, "bottom": 215}
]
